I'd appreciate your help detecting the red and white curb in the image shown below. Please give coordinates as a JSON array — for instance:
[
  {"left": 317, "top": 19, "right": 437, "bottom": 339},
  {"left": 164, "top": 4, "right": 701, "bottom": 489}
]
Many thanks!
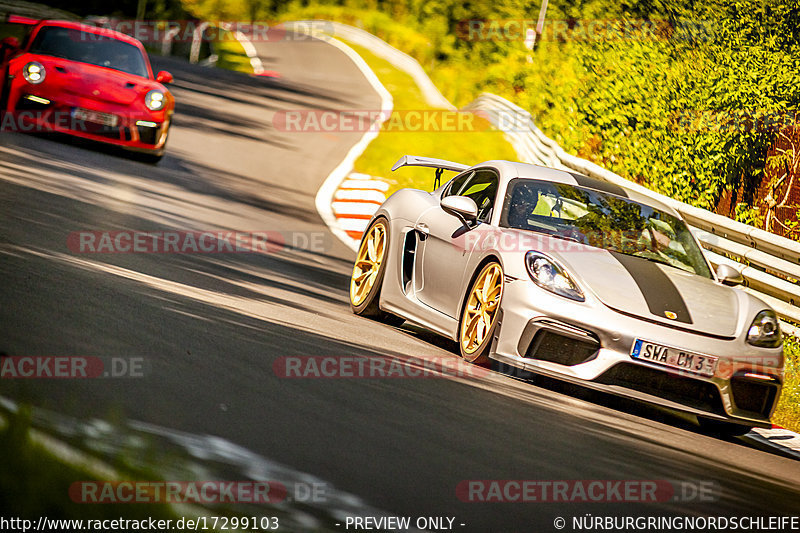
[
  {"left": 331, "top": 173, "right": 388, "bottom": 243},
  {"left": 748, "top": 425, "right": 800, "bottom": 459},
  {"left": 311, "top": 36, "right": 393, "bottom": 253}
]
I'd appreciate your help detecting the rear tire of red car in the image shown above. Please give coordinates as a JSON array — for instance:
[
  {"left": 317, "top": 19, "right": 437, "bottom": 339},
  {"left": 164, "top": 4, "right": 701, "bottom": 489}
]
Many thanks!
[{"left": 0, "top": 66, "right": 10, "bottom": 114}]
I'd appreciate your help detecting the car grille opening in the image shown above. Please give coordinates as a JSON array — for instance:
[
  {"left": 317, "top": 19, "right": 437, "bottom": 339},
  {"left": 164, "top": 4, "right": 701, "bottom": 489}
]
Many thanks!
[
  {"left": 730, "top": 377, "right": 778, "bottom": 418},
  {"left": 16, "top": 94, "right": 52, "bottom": 111},
  {"left": 136, "top": 123, "right": 160, "bottom": 145},
  {"left": 525, "top": 329, "right": 599, "bottom": 366},
  {"left": 596, "top": 363, "right": 726, "bottom": 415}
]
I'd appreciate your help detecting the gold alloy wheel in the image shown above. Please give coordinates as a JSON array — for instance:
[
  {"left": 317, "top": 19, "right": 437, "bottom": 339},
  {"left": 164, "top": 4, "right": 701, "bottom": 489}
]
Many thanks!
[
  {"left": 460, "top": 263, "right": 503, "bottom": 355},
  {"left": 350, "top": 222, "right": 387, "bottom": 307}
]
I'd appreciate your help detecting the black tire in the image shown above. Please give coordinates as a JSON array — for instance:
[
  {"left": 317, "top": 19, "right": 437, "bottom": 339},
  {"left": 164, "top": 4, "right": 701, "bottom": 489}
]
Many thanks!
[
  {"left": 697, "top": 417, "right": 753, "bottom": 437},
  {"left": 458, "top": 261, "right": 504, "bottom": 366},
  {"left": 0, "top": 66, "right": 9, "bottom": 111},
  {"left": 349, "top": 218, "right": 403, "bottom": 326}
]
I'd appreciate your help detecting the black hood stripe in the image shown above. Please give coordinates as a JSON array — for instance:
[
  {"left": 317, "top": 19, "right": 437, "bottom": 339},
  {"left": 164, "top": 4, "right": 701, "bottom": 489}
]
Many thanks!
[{"left": 610, "top": 252, "right": 693, "bottom": 324}]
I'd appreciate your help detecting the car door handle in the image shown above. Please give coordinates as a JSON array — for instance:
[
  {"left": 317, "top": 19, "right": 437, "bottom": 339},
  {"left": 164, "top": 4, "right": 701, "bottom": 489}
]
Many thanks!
[{"left": 414, "top": 223, "right": 429, "bottom": 234}]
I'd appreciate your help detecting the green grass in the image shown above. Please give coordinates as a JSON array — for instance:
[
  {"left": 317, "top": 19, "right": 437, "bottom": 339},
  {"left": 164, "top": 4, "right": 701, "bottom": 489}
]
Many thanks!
[
  {"left": 212, "top": 27, "right": 254, "bottom": 74},
  {"left": 773, "top": 338, "right": 800, "bottom": 432},
  {"left": 345, "top": 42, "right": 518, "bottom": 194}
]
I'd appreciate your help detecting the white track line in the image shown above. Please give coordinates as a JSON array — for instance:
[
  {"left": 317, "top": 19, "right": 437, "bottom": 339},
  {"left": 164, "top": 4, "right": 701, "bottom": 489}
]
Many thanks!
[
  {"left": 336, "top": 218, "right": 371, "bottom": 233},
  {"left": 332, "top": 201, "right": 383, "bottom": 217},
  {"left": 334, "top": 189, "right": 386, "bottom": 203},
  {"left": 748, "top": 426, "right": 800, "bottom": 459},
  {"left": 234, "top": 30, "right": 264, "bottom": 74},
  {"left": 311, "top": 37, "right": 393, "bottom": 252},
  {"left": 339, "top": 178, "right": 390, "bottom": 191}
]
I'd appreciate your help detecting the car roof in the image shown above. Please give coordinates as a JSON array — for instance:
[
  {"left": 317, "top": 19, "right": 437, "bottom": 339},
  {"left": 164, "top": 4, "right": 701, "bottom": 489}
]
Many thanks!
[
  {"left": 34, "top": 19, "right": 145, "bottom": 48},
  {"left": 472, "top": 160, "right": 678, "bottom": 217}
]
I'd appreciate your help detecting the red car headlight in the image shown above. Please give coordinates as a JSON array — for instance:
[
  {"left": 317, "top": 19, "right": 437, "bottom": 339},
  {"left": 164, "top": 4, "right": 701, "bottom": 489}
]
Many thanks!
[
  {"left": 23, "top": 61, "right": 46, "bottom": 84},
  {"left": 145, "top": 90, "right": 165, "bottom": 111}
]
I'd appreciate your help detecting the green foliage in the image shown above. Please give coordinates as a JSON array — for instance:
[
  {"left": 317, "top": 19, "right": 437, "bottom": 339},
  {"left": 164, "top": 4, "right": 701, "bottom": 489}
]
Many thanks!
[{"left": 773, "top": 335, "right": 800, "bottom": 432}]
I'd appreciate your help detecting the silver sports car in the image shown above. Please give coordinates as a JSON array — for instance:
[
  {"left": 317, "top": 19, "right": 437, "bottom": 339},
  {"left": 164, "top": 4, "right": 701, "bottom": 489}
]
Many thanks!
[{"left": 349, "top": 155, "right": 784, "bottom": 434}]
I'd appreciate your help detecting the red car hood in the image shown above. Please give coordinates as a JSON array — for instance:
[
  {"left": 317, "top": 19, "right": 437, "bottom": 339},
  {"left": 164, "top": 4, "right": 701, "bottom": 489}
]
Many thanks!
[{"left": 32, "top": 56, "right": 158, "bottom": 106}]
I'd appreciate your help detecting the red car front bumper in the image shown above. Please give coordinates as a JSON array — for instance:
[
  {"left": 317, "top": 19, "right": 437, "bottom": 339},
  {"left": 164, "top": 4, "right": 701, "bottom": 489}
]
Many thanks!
[{"left": 5, "top": 86, "right": 171, "bottom": 153}]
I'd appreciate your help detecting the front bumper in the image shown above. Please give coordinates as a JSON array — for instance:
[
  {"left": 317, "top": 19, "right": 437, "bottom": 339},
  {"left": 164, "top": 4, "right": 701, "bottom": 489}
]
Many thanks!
[
  {"left": 8, "top": 90, "right": 169, "bottom": 152},
  {"left": 491, "top": 278, "right": 784, "bottom": 428}
]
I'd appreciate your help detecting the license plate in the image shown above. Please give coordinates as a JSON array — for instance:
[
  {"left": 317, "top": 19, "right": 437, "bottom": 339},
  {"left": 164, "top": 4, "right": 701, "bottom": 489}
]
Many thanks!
[
  {"left": 72, "top": 108, "right": 118, "bottom": 127},
  {"left": 631, "top": 339, "right": 718, "bottom": 378}
]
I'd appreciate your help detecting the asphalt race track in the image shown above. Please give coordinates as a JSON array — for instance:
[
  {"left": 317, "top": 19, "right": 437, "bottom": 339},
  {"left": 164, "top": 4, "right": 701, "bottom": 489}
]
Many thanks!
[{"left": 2, "top": 34, "right": 800, "bottom": 531}]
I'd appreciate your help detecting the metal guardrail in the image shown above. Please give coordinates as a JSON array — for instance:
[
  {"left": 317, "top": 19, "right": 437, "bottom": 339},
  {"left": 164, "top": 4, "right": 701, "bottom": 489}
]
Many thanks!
[{"left": 465, "top": 93, "right": 800, "bottom": 336}]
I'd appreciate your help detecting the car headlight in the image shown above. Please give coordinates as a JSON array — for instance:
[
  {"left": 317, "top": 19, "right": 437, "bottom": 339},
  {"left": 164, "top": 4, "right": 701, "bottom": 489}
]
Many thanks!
[
  {"left": 747, "top": 310, "right": 782, "bottom": 348},
  {"left": 22, "top": 61, "right": 45, "bottom": 84},
  {"left": 525, "top": 251, "right": 584, "bottom": 301},
  {"left": 144, "top": 90, "right": 165, "bottom": 111}
]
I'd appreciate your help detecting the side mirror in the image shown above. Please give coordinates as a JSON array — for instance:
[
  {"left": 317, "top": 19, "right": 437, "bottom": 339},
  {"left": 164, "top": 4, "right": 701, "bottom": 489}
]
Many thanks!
[
  {"left": 441, "top": 195, "right": 478, "bottom": 227},
  {"left": 155, "top": 70, "right": 173, "bottom": 84},
  {"left": 716, "top": 263, "right": 744, "bottom": 286}
]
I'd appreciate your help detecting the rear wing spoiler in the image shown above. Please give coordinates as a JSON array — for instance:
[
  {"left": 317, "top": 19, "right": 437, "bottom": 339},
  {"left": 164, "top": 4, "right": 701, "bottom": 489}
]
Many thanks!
[{"left": 391, "top": 155, "right": 469, "bottom": 173}]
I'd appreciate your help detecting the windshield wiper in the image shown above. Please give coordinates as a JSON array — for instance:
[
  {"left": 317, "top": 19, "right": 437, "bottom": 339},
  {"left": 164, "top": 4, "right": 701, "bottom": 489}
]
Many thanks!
[
  {"left": 518, "top": 227, "right": 581, "bottom": 243},
  {"left": 549, "top": 233, "right": 581, "bottom": 243}
]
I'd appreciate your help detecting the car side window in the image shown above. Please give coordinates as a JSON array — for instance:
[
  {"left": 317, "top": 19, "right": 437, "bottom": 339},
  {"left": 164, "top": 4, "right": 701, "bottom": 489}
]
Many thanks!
[
  {"left": 443, "top": 170, "right": 474, "bottom": 197},
  {"left": 447, "top": 169, "right": 499, "bottom": 223}
]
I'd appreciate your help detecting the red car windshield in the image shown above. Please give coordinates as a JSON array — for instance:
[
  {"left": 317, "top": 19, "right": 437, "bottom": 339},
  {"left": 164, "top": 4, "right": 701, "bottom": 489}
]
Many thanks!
[{"left": 29, "top": 26, "right": 149, "bottom": 79}]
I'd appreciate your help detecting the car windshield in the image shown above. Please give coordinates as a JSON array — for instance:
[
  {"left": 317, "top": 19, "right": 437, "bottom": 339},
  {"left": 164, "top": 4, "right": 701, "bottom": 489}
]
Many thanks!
[
  {"left": 500, "top": 178, "right": 712, "bottom": 278},
  {"left": 29, "top": 26, "right": 149, "bottom": 78}
]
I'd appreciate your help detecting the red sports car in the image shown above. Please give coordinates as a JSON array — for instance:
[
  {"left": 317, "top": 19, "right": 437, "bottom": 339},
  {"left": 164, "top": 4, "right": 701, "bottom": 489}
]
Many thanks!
[{"left": 0, "top": 19, "right": 174, "bottom": 162}]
